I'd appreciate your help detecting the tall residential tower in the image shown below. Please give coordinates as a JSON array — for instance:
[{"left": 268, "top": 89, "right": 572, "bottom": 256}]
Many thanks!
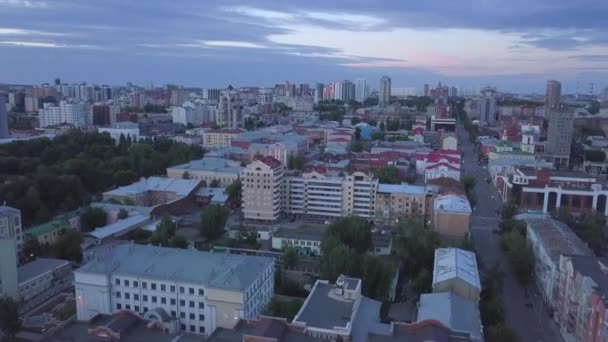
[{"left": 379, "top": 76, "right": 391, "bottom": 107}]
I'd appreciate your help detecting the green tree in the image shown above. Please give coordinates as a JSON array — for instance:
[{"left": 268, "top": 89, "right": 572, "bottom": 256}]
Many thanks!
[
  {"left": 287, "top": 154, "right": 306, "bottom": 171},
  {"left": 373, "top": 166, "right": 402, "bottom": 184},
  {"left": 209, "top": 179, "right": 221, "bottom": 187},
  {"left": 355, "top": 127, "right": 361, "bottom": 140},
  {"left": 182, "top": 171, "right": 191, "bottom": 179},
  {"left": 347, "top": 140, "right": 364, "bottom": 152},
  {"left": 371, "top": 131, "right": 385, "bottom": 141},
  {"left": 395, "top": 218, "right": 442, "bottom": 277},
  {"left": 585, "top": 150, "right": 606, "bottom": 162},
  {"left": 379, "top": 121, "right": 385, "bottom": 131},
  {"left": 226, "top": 179, "right": 242, "bottom": 206},
  {"left": 200, "top": 204, "right": 228, "bottom": 240},
  {"left": 54, "top": 230, "right": 83, "bottom": 262},
  {"left": 80, "top": 206, "right": 108, "bottom": 232},
  {"left": 462, "top": 176, "right": 476, "bottom": 195},
  {"left": 149, "top": 216, "right": 177, "bottom": 247},
  {"left": 22, "top": 236, "right": 42, "bottom": 259},
  {"left": 326, "top": 217, "right": 372, "bottom": 254},
  {"left": 485, "top": 323, "right": 519, "bottom": 342},
  {"left": 0, "top": 296, "right": 21, "bottom": 339},
  {"left": 170, "top": 235, "right": 188, "bottom": 249},
  {"left": 283, "top": 246, "right": 299, "bottom": 267},
  {"left": 501, "top": 230, "right": 534, "bottom": 286},
  {"left": 117, "top": 208, "right": 129, "bottom": 219}
]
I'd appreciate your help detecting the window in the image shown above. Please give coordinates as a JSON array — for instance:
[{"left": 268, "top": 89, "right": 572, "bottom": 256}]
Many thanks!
[
  {"left": 179, "top": 286, "right": 185, "bottom": 294},
  {"left": 171, "top": 299, "right": 176, "bottom": 305},
  {"left": 115, "top": 279, "right": 120, "bottom": 286},
  {"left": 199, "top": 326, "right": 205, "bottom": 333},
  {"left": 171, "top": 310, "right": 176, "bottom": 317},
  {"left": 170, "top": 285, "right": 175, "bottom": 293},
  {"left": 190, "top": 325, "right": 195, "bottom": 332},
  {"left": 189, "top": 288, "right": 194, "bottom": 295},
  {"left": 116, "top": 303, "right": 122, "bottom": 310},
  {"left": 134, "top": 305, "right": 139, "bottom": 312},
  {"left": 116, "top": 291, "right": 121, "bottom": 298},
  {"left": 152, "top": 296, "right": 157, "bottom": 303},
  {"left": 151, "top": 283, "right": 156, "bottom": 290},
  {"left": 161, "top": 284, "right": 166, "bottom": 291},
  {"left": 180, "top": 312, "right": 186, "bottom": 318},
  {"left": 133, "top": 281, "right": 138, "bottom": 287},
  {"left": 180, "top": 300, "right": 185, "bottom": 306},
  {"left": 125, "top": 293, "right": 130, "bottom": 300},
  {"left": 180, "top": 324, "right": 186, "bottom": 331},
  {"left": 124, "top": 280, "right": 130, "bottom": 287},
  {"left": 142, "top": 282, "right": 147, "bottom": 289},
  {"left": 198, "top": 302, "right": 204, "bottom": 309},
  {"left": 143, "top": 295, "right": 148, "bottom": 301},
  {"left": 125, "top": 304, "right": 130, "bottom": 310},
  {"left": 199, "top": 314, "right": 205, "bottom": 321},
  {"left": 161, "top": 297, "right": 166, "bottom": 304},
  {"left": 189, "top": 301, "right": 194, "bottom": 308},
  {"left": 134, "top": 294, "right": 139, "bottom": 300},
  {"left": 189, "top": 313, "right": 195, "bottom": 319},
  {"left": 144, "top": 307, "right": 148, "bottom": 313}
]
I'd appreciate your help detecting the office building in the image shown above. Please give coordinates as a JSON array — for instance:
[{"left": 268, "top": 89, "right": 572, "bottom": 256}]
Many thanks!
[
  {"left": 478, "top": 87, "right": 497, "bottom": 126},
  {"left": 203, "top": 88, "right": 221, "bottom": 101},
  {"left": 0, "top": 92, "right": 9, "bottom": 138},
  {"left": 241, "top": 157, "right": 285, "bottom": 223},
  {"left": 333, "top": 80, "right": 355, "bottom": 102},
  {"left": 355, "top": 78, "right": 368, "bottom": 103},
  {"left": 545, "top": 108, "right": 574, "bottom": 167},
  {"left": 217, "top": 87, "right": 242, "bottom": 128},
  {"left": 379, "top": 76, "right": 391, "bottom": 107},
  {"left": 172, "top": 101, "right": 214, "bottom": 126},
  {"left": 74, "top": 244, "right": 274, "bottom": 336},
  {"left": 0, "top": 205, "right": 23, "bottom": 256},
  {"left": 545, "top": 80, "right": 562, "bottom": 109}
]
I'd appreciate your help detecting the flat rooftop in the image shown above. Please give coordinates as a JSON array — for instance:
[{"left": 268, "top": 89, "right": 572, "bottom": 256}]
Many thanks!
[
  {"left": 377, "top": 183, "right": 427, "bottom": 196},
  {"left": 168, "top": 157, "right": 243, "bottom": 174},
  {"left": 522, "top": 217, "right": 593, "bottom": 262},
  {"left": 103, "top": 177, "right": 201, "bottom": 198},
  {"left": 293, "top": 281, "right": 358, "bottom": 331},
  {"left": 417, "top": 292, "right": 481, "bottom": 341},
  {"left": 273, "top": 226, "right": 326, "bottom": 241},
  {"left": 76, "top": 244, "right": 273, "bottom": 291},
  {"left": 18, "top": 258, "right": 70, "bottom": 284}
]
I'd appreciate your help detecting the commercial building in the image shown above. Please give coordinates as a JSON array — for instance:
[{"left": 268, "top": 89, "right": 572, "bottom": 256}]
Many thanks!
[
  {"left": 102, "top": 177, "right": 202, "bottom": 207},
  {"left": 241, "top": 157, "right": 285, "bottom": 223},
  {"left": 432, "top": 248, "right": 481, "bottom": 302},
  {"left": 314, "top": 82, "right": 324, "bottom": 104},
  {"left": 497, "top": 167, "right": 608, "bottom": 216},
  {"left": 0, "top": 205, "right": 23, "bottom": 257},
  {"left": 218, "top": 87, "right": 243, "bottom": 128},
  {"left": 478, "top": 87, "right": 497, "bottom": 126},
  {"left": 379, "top": 76, "right": 391, "bottom": 107},
  {"left": 545, "top": 80, "right": 562, "bottom": 109},
  {"left": 74, "top": 244, "right": 274, "bottom": 336},
  {"left": 433, "top": 193, "right": 472, "bottom": 240},
  {"left": 374, "top": 183, "right": 428, "bottom": 225},
  {"left": 545, "top": 108, "right": 574, "bottom": 167},
  {"left": 517, "top": 214, "right": 592, "bottom": 309},
  {"left": 202, "top": 128, "right": 245, "bottom": 148},
  {"left": 166, "top": 158, "right": 243, "bottom": 187},
  {"left": 333, "top": 80, "right": 355, "bottom": 103}
]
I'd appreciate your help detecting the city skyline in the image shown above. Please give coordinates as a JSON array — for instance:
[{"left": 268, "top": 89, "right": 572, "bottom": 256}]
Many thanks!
[{"left": 1, "top": 1, "right": 608, "bottom": 92}]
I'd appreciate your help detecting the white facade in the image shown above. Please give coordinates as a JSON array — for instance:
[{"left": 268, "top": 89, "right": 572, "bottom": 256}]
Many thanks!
[
  {"left": 202, "top": 129, "right": 244, "bottom": 148},
  {"left": 425, "top": 164, "right": 461, "bottom": 182},
  {"left": 379, "top": 76, "right": 391, "bottom": 107},
  {"left": 39, "top": 101, "right": 90, "bottom": 127},
  {"left": 74, "top": 244, "right": 274, "bottom": 336},
  {"left": 98, "top": 122, "right": 140, "bottom": 143},
  {"left": 0, "top": 206, "right": 22, "bottom": 255},
  {"left": 478, "top": 87, "right": 497, "bottom": 126},
  {"left": 172, "top": 101, "right": 214, "bottom": 126},
  {"left": 218, "top": 89, "right": 242, "bottom": 128},
  {"left": 355, "top": 78, "right": 368, "bottom": 103},
  {"left": 241, "top": 158, "right": 285, "bottom": 222}
]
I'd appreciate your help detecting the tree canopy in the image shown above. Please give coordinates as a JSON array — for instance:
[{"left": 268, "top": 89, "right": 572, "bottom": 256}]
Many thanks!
[
  {"left": 373, "top": 166, "right": 402, "bottom": 184},
  {"left": 80, "top": 206, "right": 108, "bottom": 232},
  {"left": 54, "top": 230, "right": 83, "bottom": 262},
  {"left": 200, "top": 204, "right": 228, "bottom": 240}
]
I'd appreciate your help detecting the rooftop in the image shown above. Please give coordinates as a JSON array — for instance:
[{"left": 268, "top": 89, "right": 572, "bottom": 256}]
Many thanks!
[
  {"left": 76, "top": 244, "right": 273, "bottom": 291},
  {"left": 568, "top": 255, "right": 608, "bottom": 299},
  {"left": 103, "top": 177, "right": 201, "bottom": 198},
  {"left": 377, "top": 183, "right": 427, "bottom": 196},
  {"left": 518, "top": 216, "right": 593, "bottom": 262},
  {"left": 88, "top": 214, "right": 150, "bottom": 240},
  {"left": 196, "top": 187, "right": 229, "bottom": 204},
  {"left": 417, "top": 292, "right": 481, "bottom": 340},
  {"left": 432, "top": 248, "right": 480, "bottom": 290},
  {"left": 25, "top": 218, "right": 70, "bottom": 238},
  {"left": 274, "top": 226, "right": 325, "bottom": 242},
  {"left": 434, "top": 194, "right": 472, "bottom": 214},
  {"left": 0, "top": 205, "right": 19, "bottom": 216},
  {"left": 18, "top": 258, "right": 70, "bottom": 284}
]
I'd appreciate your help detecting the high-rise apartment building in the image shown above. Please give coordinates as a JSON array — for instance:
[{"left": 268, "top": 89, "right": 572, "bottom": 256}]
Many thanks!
[
  {"left": 379, "top": 76, "right": 391, "bottom": 107},
  {"left": 546, "top": 108, "right": 574, "bottom": 167},
  {"left": 217, "top": 86, "right": 242, "bottom": 128},
  {"left": 314, "top": 83, "right": 324, "bottom": 104},
  {"left": 0, "top": 92, "right": 8, "bottom": 138},
  {"left": 478, "top": 87, "right": 497, "bottom": 126},
  {"left": 355, "top": 78, "right": 368, "bottom": 103},
  {"left": 424, "top": 84, "right": 430, "bottom": 97},
  {"left": 241, "top": 157, "right": 285, "bottom": 223},
  {"left": 545, "top": 80, "right": 562, "bottom": 109},
  {"left": 332, "top": 80, "right": 354, "bottom": 102},
  {"left": 39, "top": 100, "right": 90, "bottom": 127},
  {"left": 202, "top": 88, "right": 221, "bottom": 101}
]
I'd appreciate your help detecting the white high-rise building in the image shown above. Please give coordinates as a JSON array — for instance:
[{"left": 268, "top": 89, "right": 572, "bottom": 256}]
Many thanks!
[
  {"left": 217, "top": 87, "right": 242, "bottom": 128},
  {"left": 478, "top": 87, "right": 497, "bottom": 126},
  {"left": 379, "top": 76, "right": 391, "bottom": 107},
  {"left": 355, "top": 78, "right": 369, "bottom": 103},
  {"left": 172, "top": 101, "right": 214, "bottom": 126},
  {"left": 39, "top": 100, "right": 90, "bottom": 127}
]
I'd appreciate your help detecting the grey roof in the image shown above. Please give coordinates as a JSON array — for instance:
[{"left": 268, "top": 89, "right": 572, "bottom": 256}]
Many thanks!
[
  {"left": 273, "top": 226, "right": 325, "bottom": 242},
  {"left": 76, "top": 244, "right": 273, "bottom": 291},
  {"left": 377, "top": 183, "right": 427, "bottom": 195},
  {"left": 293, "top": 281, "right": 356, "bottom": 330},
  {"left": 567, "top": 255, "right": 608, "bottom": 299},
  {"left": 88, "top": 214, "right": 149, "bottom": 240},
  {"left": 90, "top": 202, "right": 153, "bottom": 216},
  {"left": 0, "top": 205, "right": 20, "bottom": 216},
  {"left": 196, "top": 187, "right": 229, "bottom": 204},
  {"left": 521, "top": 216, "right": 593, "bottom": 262},
  {"left": 168, "top": 158, "right": 243, "bottom": 174},
  {"left": 432, "top": 248, "right": 481, "bottom": 291},
  {"left": 417, "top": 292, "right": 481, "bottom": 341},
  {"left": 18, "top": 258, "right": 71, "bottom": 284},
  {"left": 103, "top": 177, "right": 201, "bottom": 198}
]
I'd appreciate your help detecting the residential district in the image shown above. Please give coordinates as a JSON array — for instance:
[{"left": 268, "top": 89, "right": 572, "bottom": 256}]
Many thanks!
[{"left": 1, "top": 79, "right": 608, "bottom": 342}]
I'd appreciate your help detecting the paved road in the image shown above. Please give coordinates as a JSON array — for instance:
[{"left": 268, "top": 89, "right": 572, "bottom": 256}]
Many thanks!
[{"left": 458, "top": 124, "right": 562, "bottom": 342}]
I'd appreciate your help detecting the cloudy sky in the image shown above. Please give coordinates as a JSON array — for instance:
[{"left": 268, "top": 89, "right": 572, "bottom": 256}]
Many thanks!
[{"left": 1, "top": 0, "right": 608, "bottom": 92}]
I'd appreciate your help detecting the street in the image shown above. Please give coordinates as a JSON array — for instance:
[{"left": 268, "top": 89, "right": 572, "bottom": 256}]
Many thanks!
[{"left": 458, "top": 124, "right": 562, "bottom": 342}]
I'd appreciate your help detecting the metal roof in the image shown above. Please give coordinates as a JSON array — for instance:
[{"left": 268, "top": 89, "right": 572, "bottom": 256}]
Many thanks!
[
  {"left": 18, "top": 258, "right": 70, "bottom": 284},
  {"left": 433, "top": 194, "right": 472, "bottom": 214},
  {"left": 88, "top": 214, "right": 150, "bottom": 240},
  {"left": 76, "top": 244, "right": 273, "bottom": 291},
  {"left": 417, "top": 292, "right": 481, "bottom": 341},
  {"left": 377, "top": 183, "right": 427, "bottom": 195},
  {"left": 103, "top": 177, "right": 201, "bottom": 198},
  {"left": 432, "top": 248, "right": 480, "bottom": 290}
]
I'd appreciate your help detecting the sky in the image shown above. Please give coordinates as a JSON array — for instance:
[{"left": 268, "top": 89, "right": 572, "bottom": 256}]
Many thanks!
[{"left": 1, "top": 0, "right": 608, "bottom": 93}]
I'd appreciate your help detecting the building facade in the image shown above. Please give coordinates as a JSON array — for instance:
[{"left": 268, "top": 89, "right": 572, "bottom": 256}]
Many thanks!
[
  {"left": 379, "top": 76, "right": 391, "bottom": 107},
  {"left": 74, "top": 244, "right": 274, "bottom": 336},
  {"left": 241, "top": 157, "right": 285, "bottom": 223},
  {"left": 217, "top": 88, "right": 242, "bottom": 128},
  {"left": 546, "top": 108, "right": 574, "bottom": 167},
  {"left": 202, "top": 128, "right": 245, "bottom": 148},
  {"left": 0, "top": 205, "right": 22, "bottom": 256},
  {"left": 374, "top": 183, "right": 428, "bottom": 225},
  {"left": 478, "top": 87, "right": 497, "bottom": 126},
  {"left": 545, "top": 80, "right": 562, "bottom": 109},
  {"left": 433, "top": 193, "right": 472, "bottom": 240}
]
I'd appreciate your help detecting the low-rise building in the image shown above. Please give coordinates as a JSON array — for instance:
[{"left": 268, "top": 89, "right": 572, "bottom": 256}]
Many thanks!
[
  {"left": 432, "top": 248, "right": 481, "bottom": 302},
  {"left": 432, "top": 193, "right": 472, "bottom": 240},
  {"left": 102, "top": 177, "right": 202, "bottom": 207},
  {"left": 18, "top": 257, "right": 72, "bottom": 302},
  {"left": 98, "top": 122, "right": 140, "bottom": 143},
  {"left": 417, "top": 292, "right": 483, "bottom": 341},
  {"left": 202, "top": 128, "right": 245, "bottom": 148},
  {"left": 374, "top": 183, "right": 428, "bottom": 225},
  {"left": 24, "top": 211, "right": 81, "bottom": 246},
  {"left": 74, "top": 244, "right": 274, "bottom": 336},
  {"left": 166, "top": 158, "right": 243, "bottom": 187}
]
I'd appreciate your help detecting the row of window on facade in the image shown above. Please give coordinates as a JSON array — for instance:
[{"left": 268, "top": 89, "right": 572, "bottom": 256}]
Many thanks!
[
  {"left": 115, "top": 291, "right": 205, "bottom": 310},
  {"left": 115, "top": 303, "right": 205, "bottom": 334},
  {"left": 115, "top": 278, "right": 204, "bottom": 296}
]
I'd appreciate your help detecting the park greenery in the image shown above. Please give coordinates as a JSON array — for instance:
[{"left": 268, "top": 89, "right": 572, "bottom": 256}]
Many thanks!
[
  {"left": 287, "top": 154, "right": 306, "bottom": 171},
  {"left": 263, "top": 297, "right": 303, "bottom": 321},
  {"left": 149, "top": 216, "right": 188, "bottom": 249},
  {"left": 80, "top": 206, "right": 108, "bottom": 232},
  {"left": 347, "top": 140, "right": 364, "bottom": 152},
  {"left": 0, "top": 130, "right": 203, "bottom": 226},
  {"left": 320, "top": 217, "right": 395, "bottom": 301},
  {"left": 372, "top": 166, "right": 402, "bottom": 184},
  {"left": 200, "top": 204, "right": 228, "bottom": 240},
  {"left": 499, "top": 203, "right": 534, "bottom": 287}
]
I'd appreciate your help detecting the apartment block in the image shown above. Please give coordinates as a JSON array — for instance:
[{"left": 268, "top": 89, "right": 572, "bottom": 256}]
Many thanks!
[
  {"left": 202, "top": 128, "right": 245, "bottom": 148},
  {"left": 74, "top": 244, "right": 274, "bottom": 336},
  {"left": 374, "top": 183, "right": 428, "bottom": 225},
  {"left": 241, "top": 157, "right": 285, "bottom": 223}
]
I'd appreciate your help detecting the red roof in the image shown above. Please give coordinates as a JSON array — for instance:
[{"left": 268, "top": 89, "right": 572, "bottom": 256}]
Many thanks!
[
  {"left": 329, "top": 137, "right": 351, "bottom": 143},
  {"left": 426, "top": 162, "right": 460, "bottom": 171}
]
